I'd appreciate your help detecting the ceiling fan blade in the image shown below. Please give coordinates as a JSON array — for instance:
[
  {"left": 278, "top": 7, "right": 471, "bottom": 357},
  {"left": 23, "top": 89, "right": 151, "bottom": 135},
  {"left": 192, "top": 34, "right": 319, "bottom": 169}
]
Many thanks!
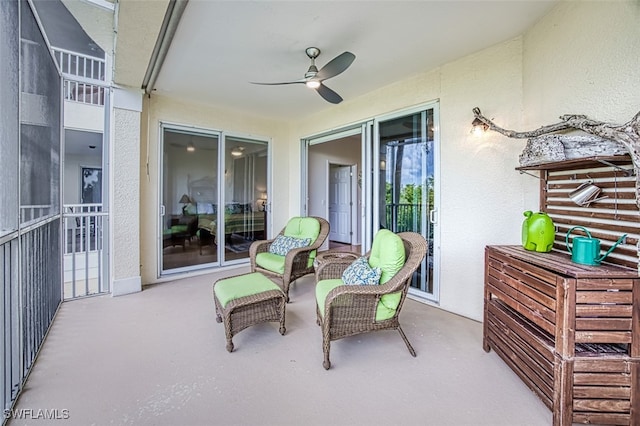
[
  {"left": 316, "top": 83, "right": 343, "bottom": 104},
  {"left": 315, "top": 51, "right": 355, "bottom": 81},
  {"left": 250, "top": 80, "right": 306, "bottom": 85}
]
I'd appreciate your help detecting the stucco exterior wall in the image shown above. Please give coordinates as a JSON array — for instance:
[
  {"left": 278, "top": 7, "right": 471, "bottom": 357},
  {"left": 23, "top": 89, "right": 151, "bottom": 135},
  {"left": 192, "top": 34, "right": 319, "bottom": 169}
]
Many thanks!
[
  {"left": 112, "top": 107, "right": 141, "bottom": 290},
  {"left": 523, "top": 0, "right": 640, "bottom": 126}
]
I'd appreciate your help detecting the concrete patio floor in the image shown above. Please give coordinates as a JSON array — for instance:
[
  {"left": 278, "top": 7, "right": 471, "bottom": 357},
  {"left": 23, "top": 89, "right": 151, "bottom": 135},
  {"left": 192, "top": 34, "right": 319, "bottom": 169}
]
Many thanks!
[{"left": 8, "top": 267, "right": 552, "bottom": 426}]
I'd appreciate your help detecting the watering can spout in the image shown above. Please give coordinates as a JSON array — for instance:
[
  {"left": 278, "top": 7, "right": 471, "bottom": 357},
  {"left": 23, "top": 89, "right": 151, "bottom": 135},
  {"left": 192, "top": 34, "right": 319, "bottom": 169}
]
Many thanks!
[{"left": 597, "top": 234, "right": 628, "bottom": 263}]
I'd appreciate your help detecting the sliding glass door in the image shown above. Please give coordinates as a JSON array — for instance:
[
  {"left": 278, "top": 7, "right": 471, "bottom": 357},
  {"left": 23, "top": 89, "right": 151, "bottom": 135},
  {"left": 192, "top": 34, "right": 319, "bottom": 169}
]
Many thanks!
[
  {"left": 222, "top": 136, "right": 268, "bottom": 259},
  {"left": 160, "top": 125, "right": 268, "bottom": 275},
  {"left": 374, "top": 105, "right": 438, "bottom": 301}
]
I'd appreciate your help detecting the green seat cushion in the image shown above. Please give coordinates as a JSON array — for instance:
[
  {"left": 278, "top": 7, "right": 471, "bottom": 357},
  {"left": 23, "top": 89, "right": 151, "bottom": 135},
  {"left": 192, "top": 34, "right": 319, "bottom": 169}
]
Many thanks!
[
  {"left": 369, "top": 229, "right": 406, "bottom": 319},
  {"left": 315, "top": 277, "right": 400, "bottom": 322},
  {"left": 214, "top": 272, "right": 280, "bottom": 308},
  {"left": 315, "top": 279, "right": 343, "bottom": 318},
  {"left": 284, "top": 217, "right": 321, "bottom": 266},
  {"left": 255, "top": 252, "right": 286, "bottom": 274},
  {"left": 170, "top": 224, "right": 188, "bottom": 233}
]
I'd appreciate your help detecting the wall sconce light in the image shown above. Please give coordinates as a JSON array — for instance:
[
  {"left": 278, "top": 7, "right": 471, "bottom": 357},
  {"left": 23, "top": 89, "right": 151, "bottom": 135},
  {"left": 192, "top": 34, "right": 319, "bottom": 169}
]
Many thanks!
[
  {"left": 380, "top": 159, "right": 386, "bottom": 171},
  {"left": 186, "top": 141, "right": 195, "bottom": 152},
  {"left": 231, "top": 146, "right": 244, "bottom": 157},
  {"left": 471, "top": 117, "right": 489, "bottom": 136}
]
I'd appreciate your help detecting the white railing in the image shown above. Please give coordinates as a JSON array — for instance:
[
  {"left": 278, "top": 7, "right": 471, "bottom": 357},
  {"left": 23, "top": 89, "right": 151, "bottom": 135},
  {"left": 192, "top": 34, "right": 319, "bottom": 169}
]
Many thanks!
[
  {"left": 53, "top": 48, "right": 107, "bottom": 106},
  {"left": 63, "top": 79, "right": 105, "bottom": 106},
  {"left": 53, "top": 47, "right": 105, "bottom": 81},
  {"left": 63, "top": 204, "right": 108, "bottom": 299}
]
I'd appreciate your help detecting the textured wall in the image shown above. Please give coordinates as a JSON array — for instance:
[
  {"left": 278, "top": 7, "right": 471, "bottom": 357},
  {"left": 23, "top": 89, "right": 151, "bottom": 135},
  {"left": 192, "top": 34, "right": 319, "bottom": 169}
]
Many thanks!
[
  {"left": 113, "top": 107, "right": 140, "bottom": 282},
  {"left": 523, "top": 1, "right": 640, "bottom": 126}
]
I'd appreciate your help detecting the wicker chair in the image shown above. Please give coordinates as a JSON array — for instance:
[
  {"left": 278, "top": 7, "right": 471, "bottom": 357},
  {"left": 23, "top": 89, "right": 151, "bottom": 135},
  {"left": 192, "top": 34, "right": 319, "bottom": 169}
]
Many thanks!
[
  {"left": 249, "top": 216, "right": 330, "bottom": 301},
  {"left": 314, "top": 231, "right": 427, "bottom": 369}
]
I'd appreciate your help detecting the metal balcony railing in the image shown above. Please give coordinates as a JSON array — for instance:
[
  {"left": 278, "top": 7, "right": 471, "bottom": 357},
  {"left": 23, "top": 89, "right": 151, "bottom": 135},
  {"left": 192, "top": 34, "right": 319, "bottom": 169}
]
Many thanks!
[
  {"left": 63, "top": 204, "right": 108, "bottom": 299},
  {"left": 385, "top": 203, "right": 424, "bottom": 233}
]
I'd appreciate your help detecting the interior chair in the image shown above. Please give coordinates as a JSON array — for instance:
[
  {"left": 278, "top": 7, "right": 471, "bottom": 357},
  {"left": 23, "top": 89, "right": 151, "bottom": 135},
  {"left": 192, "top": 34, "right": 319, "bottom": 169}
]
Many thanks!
[
  {"left": 250, "top": 216, "right": 330, "bottom": 301},
  {"left": 314, "top": 230, "right": 427, "bottom": 369}
]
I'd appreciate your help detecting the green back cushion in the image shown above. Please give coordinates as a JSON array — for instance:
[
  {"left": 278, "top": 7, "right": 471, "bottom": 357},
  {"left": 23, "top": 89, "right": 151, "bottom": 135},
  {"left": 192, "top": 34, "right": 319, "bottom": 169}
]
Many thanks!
[
  {"left": 214, "top": 272, "right": 281, "bottom": 308},
  {"left": 369, "top": 229, "right": 405, "bottom": 283},
  {"left": 284, "top": 217, "right": 321, "bottom": 266},
  {"left": 369, "top": 230, "right": 406, "bottom": 321}
]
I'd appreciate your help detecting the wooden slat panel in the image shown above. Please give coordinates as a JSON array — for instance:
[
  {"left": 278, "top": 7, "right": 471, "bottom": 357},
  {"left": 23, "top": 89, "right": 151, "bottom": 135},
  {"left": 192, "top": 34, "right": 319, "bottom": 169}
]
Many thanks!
[
  {"left": 487, "top": 275, "right": 556, "bottom": 334},
  {"left": 573, "top": 398, "right": 631, "bottom": 413},
  {"left": 575, "top": 317, "right": 632, "bottom": 331},
  {"left": 573, "top": 385, "right": 630, "bottom": 399},
  {"left": 547, "top": 207, "right": 638, "bottom": 222},
  {"left": 494, "top": 264, "right": 557, "bottom": 309},
  {"left": 576, "top": 305, "right": 633, "bottom": 317},
  {"left": 575, "top": 331, "right": 632, "bottom": 344},
  {"left": 488, "top": 246, "right": 637, "bottom": 278},
  {"left": 576, "top": 291, "right": 632, "bottom": 304},
  {"left": 547, "top": 199, "right": 639, "bottom": 210},
  {"left": 575, "top": 278, "right": 635, "bottom": 291},
  {"left": 489, "top": 301, "right": 553, "bottom": 362},
  {"left": 574, "top": 359, "right": 631, "bottom": 373},
  {"left": 548, "top": 179, "right": 635, "bottom": 188},
  {"left": 574, "top": 372, "right": 631, "bottom": 386},
  {"left": 487, "top": 250, "right": 559, "bottom": 284},
  {"left": 539, "top": 159, "right": 640, "bottom": 271},
  {"left": 572, "top": 412, "right": 630, "bottom": 425}
]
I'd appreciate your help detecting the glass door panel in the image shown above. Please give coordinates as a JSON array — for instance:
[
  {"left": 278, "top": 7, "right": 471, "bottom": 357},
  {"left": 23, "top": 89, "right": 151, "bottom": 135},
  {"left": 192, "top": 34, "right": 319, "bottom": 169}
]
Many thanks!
[
  {"left": 161, "top": 128, "right": 219, "bottom": 272},
  {"left": 376, "top": 108, "right": 437, "bottom": 300},
  {"left": 222, "top": 136, "right": 268, "bottom": 263}
]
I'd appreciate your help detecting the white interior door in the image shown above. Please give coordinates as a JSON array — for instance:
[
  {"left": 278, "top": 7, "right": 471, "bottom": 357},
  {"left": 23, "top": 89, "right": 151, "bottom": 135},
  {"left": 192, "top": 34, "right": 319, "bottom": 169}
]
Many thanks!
[{"left": 328, "top": 164, "right": 352, "bottom": 243}]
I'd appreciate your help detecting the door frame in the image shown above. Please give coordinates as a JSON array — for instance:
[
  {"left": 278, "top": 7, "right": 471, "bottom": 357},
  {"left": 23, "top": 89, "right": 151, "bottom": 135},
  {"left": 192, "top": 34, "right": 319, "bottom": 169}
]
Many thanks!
[{"left": 301, "top": 123, "right": 366, "bottom": 253}]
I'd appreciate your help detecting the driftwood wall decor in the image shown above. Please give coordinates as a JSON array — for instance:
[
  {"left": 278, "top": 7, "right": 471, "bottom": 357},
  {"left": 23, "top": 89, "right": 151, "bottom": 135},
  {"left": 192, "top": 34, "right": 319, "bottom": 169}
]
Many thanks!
[{"left": 472, "top": 107, "right": 640, "bottom": 273}]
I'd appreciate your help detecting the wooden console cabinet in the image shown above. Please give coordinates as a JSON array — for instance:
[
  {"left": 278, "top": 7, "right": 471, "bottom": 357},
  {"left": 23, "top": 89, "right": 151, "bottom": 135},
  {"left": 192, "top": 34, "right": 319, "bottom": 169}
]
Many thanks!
[{"left": 484, "top": 245, "right": 639, "bottom": 426}]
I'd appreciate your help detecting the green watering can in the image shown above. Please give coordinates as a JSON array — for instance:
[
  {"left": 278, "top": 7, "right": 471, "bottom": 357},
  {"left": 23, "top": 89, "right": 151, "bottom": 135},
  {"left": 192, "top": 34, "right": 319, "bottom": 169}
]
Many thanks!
[{"left": 565, "top": 226, "right": 627, "bottom": 266}]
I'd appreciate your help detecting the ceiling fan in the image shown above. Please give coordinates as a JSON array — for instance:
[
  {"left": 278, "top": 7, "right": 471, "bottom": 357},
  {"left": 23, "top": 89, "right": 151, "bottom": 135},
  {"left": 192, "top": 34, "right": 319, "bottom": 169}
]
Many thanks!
[{"left": 251, "top": 47, "right": 355, "bottom": 104}]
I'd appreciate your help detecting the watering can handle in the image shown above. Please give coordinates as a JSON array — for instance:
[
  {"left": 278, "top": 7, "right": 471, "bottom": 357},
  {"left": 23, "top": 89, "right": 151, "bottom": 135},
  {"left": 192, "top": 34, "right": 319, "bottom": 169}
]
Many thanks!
[{"left": 565, "top": 226, "right": 591, "bottom": 255}]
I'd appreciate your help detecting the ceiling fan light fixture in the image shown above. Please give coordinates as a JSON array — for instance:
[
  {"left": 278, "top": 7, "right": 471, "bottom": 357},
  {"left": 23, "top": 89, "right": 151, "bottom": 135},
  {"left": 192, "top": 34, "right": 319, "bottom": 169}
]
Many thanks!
[
  {"left": 250, "top": 47, "right": 355, "bottom": 104},
  {"left": 231, "top": 146, "right": 244, "bottom": 157},
  {"left": 187, "top": 141, "right": 195, "bottom": 152}
]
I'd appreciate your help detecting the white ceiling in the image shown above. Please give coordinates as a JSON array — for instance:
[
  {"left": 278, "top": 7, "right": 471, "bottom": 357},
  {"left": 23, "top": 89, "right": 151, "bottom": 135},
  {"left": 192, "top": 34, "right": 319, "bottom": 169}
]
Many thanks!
[{"left": 147, "top": 0, "right": 558, "bottom": 121}]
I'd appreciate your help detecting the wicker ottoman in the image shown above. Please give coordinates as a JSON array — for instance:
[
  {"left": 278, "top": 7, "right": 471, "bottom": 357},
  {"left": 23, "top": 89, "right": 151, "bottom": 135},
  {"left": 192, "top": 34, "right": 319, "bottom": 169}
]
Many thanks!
[{"left": 212, "top": 272, "right": 286, "bottom": 352}]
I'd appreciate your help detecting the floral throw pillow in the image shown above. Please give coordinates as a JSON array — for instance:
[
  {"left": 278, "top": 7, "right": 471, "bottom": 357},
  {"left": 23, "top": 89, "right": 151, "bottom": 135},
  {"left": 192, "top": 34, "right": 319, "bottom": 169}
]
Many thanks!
[
  {"left": 268, "top": 235, "right": 311, "bottom": 256},
  {"left": 342, "top": 257, "right": 382, "bottom": 285}
]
